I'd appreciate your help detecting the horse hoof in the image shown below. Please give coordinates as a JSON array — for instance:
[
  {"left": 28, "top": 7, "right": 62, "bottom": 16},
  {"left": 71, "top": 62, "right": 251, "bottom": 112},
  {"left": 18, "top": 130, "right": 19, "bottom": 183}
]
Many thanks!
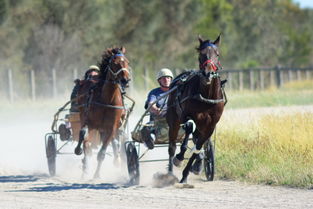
[
  {"left": 173, "top": 156, "right": 182, "bottom": 167},
  {"left": 93, "top": 174, "right": 100, "bottom": 179},
  {"left": 74, "top": 147, "right": 83, "bottom": 155},
  {"left": 179, "top": 178, "right": 187, "bottom": 184}
]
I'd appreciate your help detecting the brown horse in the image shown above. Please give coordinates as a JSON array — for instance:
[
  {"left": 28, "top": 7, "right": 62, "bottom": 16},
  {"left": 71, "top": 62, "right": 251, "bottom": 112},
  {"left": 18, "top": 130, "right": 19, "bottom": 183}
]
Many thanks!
[
  {"left": 166, "top": 35, "right": 225, "bottom": 183},
  {"left": 74, "top": 47, "right": 130, "bottom": 178}
]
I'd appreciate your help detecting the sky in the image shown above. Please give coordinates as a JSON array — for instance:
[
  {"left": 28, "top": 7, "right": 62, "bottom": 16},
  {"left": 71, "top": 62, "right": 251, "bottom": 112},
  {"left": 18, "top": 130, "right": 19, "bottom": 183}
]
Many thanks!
[{"left": 293, "top": 0, "right": 313, "bottom": 8}]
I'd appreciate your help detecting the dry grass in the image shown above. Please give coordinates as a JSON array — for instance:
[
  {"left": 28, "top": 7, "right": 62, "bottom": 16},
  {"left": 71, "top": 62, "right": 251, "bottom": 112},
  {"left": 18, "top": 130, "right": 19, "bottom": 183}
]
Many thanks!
[{"left": 216, "top": 107, "right": 313, "bottom": 188}]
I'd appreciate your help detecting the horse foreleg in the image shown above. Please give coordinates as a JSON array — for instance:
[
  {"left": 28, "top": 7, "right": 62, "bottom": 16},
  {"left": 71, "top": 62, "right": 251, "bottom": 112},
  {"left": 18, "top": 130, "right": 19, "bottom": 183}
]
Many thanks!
[
  {"left": 168, "top": 122, "right": 180, "bottom": 174},
  {"left": 168, "top": 140, "right": 176, "bottom": 174},
  {"left": 174, "top": 120, "right": 195, "bottom": 167},
  {"left": 174, "top": 134, "right": 188, "bottom": 167},
  {"left": 75, "top": 126, "right": 88, "bottom": 155},
  {"left": 82, "top": 140, "right": 92, "bottom": 178},
  {"left": 93, "top": 132, "right": 110, "bottom": 179},
  {"left": 180, "top": 153, "right": 197, "bottom": 183},
  {"left": 111, "top": 138, "right": 120, "bottom": 167}
]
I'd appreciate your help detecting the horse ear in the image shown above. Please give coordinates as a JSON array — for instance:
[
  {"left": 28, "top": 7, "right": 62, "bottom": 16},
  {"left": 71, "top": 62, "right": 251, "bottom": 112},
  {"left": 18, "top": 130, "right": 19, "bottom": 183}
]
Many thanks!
[
  {"left": 213, "top": 33, "right": 221, "bottom": 46},
  {"left": 198, "top": 35, "right": 203, "bottom": 44},
  {"left": 120, "top": 46, "right": 126, "bottom": 54}
]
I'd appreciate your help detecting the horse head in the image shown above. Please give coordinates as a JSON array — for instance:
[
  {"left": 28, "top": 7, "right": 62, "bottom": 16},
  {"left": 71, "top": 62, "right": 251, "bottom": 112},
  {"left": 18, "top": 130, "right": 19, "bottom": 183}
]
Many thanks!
[
  {"left": 197, "top": 34, "right": 221, "bottom": 79},
  {"left": 100, "top": 46, "right": 131, "bottom": 88}
]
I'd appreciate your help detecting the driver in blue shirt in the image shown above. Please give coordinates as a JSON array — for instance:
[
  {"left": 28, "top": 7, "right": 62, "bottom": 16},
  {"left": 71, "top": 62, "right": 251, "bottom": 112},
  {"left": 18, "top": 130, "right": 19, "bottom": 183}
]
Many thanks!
[
  {"left": 142, "top": 68, "right": 173, "bottom": 149},
  {"left": 145, "top": 68, "right": 173, "bottom": 120}
]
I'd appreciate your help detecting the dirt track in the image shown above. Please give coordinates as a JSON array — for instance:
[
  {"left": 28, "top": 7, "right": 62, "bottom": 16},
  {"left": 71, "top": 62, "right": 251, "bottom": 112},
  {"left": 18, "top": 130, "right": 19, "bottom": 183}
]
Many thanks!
[
  {"left": 0, "top": 174, "right": 312, "bottom": 209},
  {"left": 0, "top": 105, "right": 312, "bottom": 209}
]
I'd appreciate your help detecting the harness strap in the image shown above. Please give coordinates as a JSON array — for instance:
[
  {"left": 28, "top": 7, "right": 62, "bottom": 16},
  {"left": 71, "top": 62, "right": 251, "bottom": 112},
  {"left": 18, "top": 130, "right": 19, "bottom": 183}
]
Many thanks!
[
  {"left": 192, "top": 94, "right": 224, "bottom": 104},
  {"left": 91, "top": 102, "right": 126, "bottom": 109}
]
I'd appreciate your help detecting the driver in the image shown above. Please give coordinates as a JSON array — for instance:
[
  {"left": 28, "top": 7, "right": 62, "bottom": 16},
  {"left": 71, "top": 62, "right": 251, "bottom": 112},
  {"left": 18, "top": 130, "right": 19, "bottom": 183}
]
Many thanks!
[
  {"left": 142, "top": 68, "right": 173, "bottom": 149},
  {"left": 145, "top": 68, "right": 173, "bottom": 119},
  {"left": 70, "top": 65, "right": 100, "bottom": 113}
]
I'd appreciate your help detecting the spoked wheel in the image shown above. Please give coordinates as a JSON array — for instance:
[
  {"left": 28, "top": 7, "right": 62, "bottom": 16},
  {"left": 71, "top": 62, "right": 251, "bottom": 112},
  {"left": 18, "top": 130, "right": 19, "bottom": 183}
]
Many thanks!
[
  {"left": 46, "top": 135, "right": 57, "bottom": 176},
  {"left": 125, "top": 142, "right": 140, "bottom": 185},
  {"left": 203, "top": 140, "right": 215, "bottom": 181}
]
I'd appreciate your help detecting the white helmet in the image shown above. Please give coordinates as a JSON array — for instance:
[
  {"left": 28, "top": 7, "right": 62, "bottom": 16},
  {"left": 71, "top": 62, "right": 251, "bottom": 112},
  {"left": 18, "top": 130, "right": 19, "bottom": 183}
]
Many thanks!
[
  {"left": 156, "top": 68, "right": 173, "bottom": 80},
  {"left": 88, "top": 65, "right": 100, "bottom": 71}
]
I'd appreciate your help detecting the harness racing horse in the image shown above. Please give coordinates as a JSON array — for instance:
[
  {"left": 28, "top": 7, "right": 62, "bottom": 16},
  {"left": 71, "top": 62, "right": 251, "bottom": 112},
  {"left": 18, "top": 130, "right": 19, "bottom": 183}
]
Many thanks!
[
  {"left": 166, "top": 35, "right": 225, "bottom": 183},
  {"left": 74, "top": 47, "right": 131, "bottom": 178}
]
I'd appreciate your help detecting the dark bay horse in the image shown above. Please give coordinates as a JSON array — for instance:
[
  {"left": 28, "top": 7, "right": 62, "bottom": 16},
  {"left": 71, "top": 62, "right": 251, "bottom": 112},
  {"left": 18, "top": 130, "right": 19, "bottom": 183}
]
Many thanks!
[
  {"left": 74, "top": 47, "right": 130, "bottom": 178},
  {"left": 166, "top": 35, "right": 225, "bottom": 183}
]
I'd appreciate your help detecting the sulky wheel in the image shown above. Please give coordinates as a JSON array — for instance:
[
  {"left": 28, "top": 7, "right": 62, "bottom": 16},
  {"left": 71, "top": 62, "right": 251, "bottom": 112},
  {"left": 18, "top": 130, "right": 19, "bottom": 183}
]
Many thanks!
[
  {"left": 125, "top": 142, "right": 140, "bottom": 185},
  {"left": 203, "top": 140, "right": 215, "bottom": 181},
  {"left": 46, "top": 135, "right": 57, "bottom": 176}
]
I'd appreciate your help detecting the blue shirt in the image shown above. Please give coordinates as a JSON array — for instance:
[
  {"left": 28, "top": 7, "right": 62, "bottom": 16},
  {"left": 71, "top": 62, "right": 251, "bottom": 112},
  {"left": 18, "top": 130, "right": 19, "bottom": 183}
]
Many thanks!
[{"left": 145, "top": 87, "right": 168, "bottom": 120}]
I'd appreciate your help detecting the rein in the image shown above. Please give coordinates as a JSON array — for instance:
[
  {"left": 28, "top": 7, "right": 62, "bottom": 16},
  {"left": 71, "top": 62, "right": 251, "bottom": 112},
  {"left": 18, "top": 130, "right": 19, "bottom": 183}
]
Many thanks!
[{"left": 178, "top": 71, "right": 224, "bottom": 104}]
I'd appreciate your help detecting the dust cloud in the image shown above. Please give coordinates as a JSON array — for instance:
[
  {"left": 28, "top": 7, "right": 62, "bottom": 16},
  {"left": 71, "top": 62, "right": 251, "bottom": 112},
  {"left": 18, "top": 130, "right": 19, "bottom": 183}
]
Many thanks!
[{"left": 0, "top": 98, "right": 172, "bottom": 186}]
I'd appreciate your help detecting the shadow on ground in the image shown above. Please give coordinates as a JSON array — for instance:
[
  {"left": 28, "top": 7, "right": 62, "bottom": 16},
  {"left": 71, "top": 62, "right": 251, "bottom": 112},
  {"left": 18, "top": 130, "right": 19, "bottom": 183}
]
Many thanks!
[{"left": 0, "top": 174, "right": 48, "bottom": 183}]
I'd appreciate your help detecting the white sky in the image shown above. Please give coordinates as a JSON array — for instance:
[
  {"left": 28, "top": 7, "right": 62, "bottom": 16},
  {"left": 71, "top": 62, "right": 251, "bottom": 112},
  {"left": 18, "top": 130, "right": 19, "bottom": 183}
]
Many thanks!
[{"left": 293, "top": 0, "right": 313, "bottom": 8}]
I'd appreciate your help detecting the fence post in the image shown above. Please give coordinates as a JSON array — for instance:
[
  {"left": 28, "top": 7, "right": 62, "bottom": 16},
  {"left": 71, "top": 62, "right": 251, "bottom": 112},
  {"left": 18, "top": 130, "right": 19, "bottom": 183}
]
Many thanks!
[
  {"left": 73, "top": 68, "right": 78, "bottom": 80},
  {"left": 227, "top": 72, "right": 232, "bottom": 90},
  {"left": 270, "top": 70, "right": 275, "bottom": 87},
  {"left": 306, "top": 70, "right": 310, "bottom": 80},
  {"left": 144, "top": 67, "right": 148, "bottom": 92},
  {"left": 296, "top": 70, "right": 301, "bottom": 80},
  {"left": 259, "top": 70, "right": 264, "bottom": 90},
  {"left": 30, "top": 70, "right": 36, "bottom": 101},
  {"left": 249, "top": 69, "right": 254, "bottom": 90},
  {"left": 52, "top": 68, "right": 57, "bottom": 98},
  {"left": 275, "top": 66, "right": 282, "bottom": 88},
  {"left": 239, "top": 71, "right": 243, "bottom": 91},
  {"left": 288, "top": 69, "right": 292, "bottom": 82},
  {"left": 175, "top": 69, "right": 181, "bottom": 77},
  {"left": 8, "top": 69, "right": 14, "bottom": 102}
]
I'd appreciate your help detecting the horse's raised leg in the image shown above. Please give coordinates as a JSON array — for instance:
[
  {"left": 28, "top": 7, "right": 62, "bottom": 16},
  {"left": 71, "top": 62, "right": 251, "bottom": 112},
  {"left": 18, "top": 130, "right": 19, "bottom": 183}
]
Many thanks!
[
  {"left": 174, "top": 119, "right": 196, "bottom": 167},
  {"left": 173, "top": 134, "right": 188, "bottom": 167},
  {"left": 75, "top": 125, "right": 88, "bottom": 155},
  {"left": 180, "top": 135, "right": 207, "bottom": 183}
]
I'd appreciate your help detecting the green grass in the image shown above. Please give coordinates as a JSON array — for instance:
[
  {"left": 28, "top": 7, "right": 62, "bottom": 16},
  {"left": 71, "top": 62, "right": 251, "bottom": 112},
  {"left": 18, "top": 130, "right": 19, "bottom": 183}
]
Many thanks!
[{"left": 226, "top": 80, "right": 313, "bottom": 108}]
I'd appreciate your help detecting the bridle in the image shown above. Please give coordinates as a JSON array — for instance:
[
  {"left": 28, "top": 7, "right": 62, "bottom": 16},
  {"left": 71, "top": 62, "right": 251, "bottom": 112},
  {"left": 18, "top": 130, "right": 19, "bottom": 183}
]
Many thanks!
[
  {"left": 105, "top": 52, "right": 131, "bottom": 83},
  {"left": 199, "top": 42, "right": 222, "bottom": 73}
]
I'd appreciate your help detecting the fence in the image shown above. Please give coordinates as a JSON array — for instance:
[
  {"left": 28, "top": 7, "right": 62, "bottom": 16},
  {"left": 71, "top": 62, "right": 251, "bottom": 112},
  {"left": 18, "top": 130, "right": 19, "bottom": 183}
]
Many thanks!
[{"left": 1, "top": 66, "right": 313, "bottom": 102}]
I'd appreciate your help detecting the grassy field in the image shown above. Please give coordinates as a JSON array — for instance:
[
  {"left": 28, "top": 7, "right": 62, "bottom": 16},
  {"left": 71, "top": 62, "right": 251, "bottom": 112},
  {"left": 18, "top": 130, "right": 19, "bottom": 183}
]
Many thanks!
[
  {"left": 214, "top": 80, "right": 313, "bottom": 188},
  {"left": 226, "top": 80, "right": 313, "bottom": 108},
  {"left": 215, "top": 109, "right": 313, "bottom": 189}
]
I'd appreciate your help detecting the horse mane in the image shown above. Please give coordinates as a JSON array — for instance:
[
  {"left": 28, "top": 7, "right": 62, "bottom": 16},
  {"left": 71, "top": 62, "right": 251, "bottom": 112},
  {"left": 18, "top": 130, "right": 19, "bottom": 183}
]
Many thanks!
[{"left": 98, "top": 47, "right": 122, "bottom": 80}]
